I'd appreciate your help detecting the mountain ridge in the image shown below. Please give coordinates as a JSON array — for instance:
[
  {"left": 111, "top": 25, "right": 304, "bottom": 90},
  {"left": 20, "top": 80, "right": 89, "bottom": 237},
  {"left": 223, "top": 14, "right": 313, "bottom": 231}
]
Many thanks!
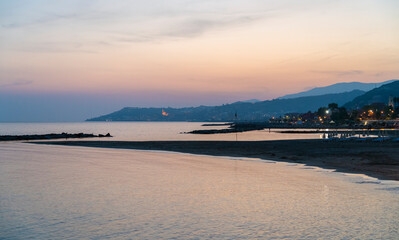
[
  {"left": 88, "top": 90, "right": 365, "bottom": 122},
  {"left": 279, "top": 80, "right": 396, "bottom": 99},
  {"left": 344, "top": 80, "right": 399, "bottom": 109}
]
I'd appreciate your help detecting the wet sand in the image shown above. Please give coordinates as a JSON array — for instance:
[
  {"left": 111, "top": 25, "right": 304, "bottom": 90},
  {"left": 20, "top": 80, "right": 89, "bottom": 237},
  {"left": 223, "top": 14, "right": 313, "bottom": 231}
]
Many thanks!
[{"left": 31, "top": 140, "right": 399, "bottom": 181}]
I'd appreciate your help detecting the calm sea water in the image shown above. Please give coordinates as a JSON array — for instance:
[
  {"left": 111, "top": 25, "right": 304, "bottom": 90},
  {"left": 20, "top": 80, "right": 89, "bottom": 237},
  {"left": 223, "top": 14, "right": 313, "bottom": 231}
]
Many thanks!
[
  {"left": 1, "top": 123, "right": 398, "bottom": 239},
  {"left": 0, "top": 122, "right": 321, "bottom": 141}
]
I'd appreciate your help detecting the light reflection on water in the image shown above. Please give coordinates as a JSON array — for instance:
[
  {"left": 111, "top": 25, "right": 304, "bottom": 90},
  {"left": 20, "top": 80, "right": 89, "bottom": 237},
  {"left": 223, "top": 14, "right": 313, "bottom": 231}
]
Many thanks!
[
  {"left": 0, "top": 143, "right": 398, "bottom": 239},
  {"left": 0, "top": 122, "right": 321, "bottom": 141}
]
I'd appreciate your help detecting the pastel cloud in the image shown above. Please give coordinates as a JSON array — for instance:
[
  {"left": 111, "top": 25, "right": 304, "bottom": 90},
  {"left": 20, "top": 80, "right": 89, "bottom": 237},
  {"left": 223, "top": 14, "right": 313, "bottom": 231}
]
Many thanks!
[
  {"left": 0, "top": 0, "right": 398, "bottom": 101},
  {"left": 0, "top": 79, "right": 33, "bottom": 88}
]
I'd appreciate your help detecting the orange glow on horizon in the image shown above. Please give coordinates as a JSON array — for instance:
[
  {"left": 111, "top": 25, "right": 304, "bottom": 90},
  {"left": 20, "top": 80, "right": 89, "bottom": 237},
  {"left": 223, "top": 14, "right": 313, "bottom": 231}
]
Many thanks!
[{"left": 1, "top": 0, "right": 398, "bottom": 102}]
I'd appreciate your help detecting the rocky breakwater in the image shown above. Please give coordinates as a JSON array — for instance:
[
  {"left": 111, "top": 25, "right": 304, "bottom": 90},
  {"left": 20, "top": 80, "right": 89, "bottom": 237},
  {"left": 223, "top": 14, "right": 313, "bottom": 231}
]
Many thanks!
[{"left": 0, "top": 132, "right": 112, "bottom": 141}]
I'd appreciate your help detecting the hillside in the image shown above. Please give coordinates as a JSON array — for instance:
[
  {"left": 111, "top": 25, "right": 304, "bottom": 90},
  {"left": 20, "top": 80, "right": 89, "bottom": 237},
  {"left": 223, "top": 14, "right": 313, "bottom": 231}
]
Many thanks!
[
  {"left": 344, "top": 80, "right": 399, "bottom": 109},
  {"left": 88, "top": 90, "right": 364, "bottom": 122},
  {"left": 279, "top": 80, "right": 395, "bottom": 99}
]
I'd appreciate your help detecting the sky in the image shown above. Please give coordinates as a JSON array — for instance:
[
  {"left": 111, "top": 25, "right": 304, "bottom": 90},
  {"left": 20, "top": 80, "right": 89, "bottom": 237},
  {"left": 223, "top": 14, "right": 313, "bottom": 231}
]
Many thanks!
[{"left": 1, "top": 0, "right": 398, "bottom": 121}]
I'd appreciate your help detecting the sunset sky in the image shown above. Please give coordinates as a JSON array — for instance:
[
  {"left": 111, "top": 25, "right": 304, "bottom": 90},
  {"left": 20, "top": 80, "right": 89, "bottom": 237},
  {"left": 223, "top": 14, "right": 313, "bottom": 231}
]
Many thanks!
[{"left": 1, "top": 0, "right": 398, "bottom": 121}]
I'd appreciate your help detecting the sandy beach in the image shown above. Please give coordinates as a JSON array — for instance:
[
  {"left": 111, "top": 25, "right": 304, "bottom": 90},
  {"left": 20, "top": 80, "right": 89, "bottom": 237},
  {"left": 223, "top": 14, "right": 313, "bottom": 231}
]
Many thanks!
[{"left": 31, "top": 140, "right": 399, "bottom": 181}]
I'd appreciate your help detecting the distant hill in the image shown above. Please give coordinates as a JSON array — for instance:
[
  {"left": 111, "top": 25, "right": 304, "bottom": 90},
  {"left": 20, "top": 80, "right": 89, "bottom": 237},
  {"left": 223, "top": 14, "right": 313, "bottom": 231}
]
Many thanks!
[
  {"left": 238, "top": 99, "right": 261, "bottom": 103},
  {"left": 87, "top": 90, "right": 364, "bottom": 122},
  {"left": 279, "top": 80, "right": 396, "bottom": 99},
  {"left": 344, "top": 80, "right": 399, "bottom": 109}
]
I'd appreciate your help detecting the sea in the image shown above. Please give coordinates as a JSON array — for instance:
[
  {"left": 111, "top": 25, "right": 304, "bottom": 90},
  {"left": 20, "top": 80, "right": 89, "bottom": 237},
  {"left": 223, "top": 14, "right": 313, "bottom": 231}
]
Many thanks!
[{"left": 1, "top": 122, "right": 398, "bottom": 239}]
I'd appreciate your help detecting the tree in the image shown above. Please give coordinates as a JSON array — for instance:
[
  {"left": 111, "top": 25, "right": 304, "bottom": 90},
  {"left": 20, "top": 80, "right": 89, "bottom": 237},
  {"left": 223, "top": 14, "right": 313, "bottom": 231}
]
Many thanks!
[
  {"left": 331, "top": 107, "right": 349, "bottom": 124},
  {"left": 317, "top": 107, "right": 328, "bottom": 117},
  {"left": 328, "top": 103, "right": 338, "bottom": 109}
]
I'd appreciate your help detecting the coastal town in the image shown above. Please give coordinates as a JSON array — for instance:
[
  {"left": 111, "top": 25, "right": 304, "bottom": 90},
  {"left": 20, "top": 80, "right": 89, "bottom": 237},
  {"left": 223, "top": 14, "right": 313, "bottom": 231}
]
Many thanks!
[{"left": 269, "top": 96, "right": 399, "bottom": 129}]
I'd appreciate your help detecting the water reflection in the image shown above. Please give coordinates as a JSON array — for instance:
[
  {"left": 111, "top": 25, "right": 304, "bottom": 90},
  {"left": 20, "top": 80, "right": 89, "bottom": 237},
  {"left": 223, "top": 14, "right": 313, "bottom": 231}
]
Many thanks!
[
  {"left": 0, "top": 122, "right": 321, "bottom": 141},
  {"left": 0, "top": 143, "right": 398, "bottom": 239}
]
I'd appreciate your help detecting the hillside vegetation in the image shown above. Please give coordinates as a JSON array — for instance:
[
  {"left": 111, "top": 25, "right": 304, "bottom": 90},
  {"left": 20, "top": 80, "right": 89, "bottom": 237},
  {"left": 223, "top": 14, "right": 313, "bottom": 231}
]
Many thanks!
[{"left": 88, "top": 90, "right": 364, "bottom": 121}]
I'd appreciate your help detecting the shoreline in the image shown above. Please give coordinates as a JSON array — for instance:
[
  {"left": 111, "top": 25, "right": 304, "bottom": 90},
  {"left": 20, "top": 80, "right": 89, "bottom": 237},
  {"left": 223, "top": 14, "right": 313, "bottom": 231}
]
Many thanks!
[
  {"left": 30, "top": 140, "right": 399, "bottom": 181},
  {"left": 189, "top": 122, "right": 399, "bottom": 135}
]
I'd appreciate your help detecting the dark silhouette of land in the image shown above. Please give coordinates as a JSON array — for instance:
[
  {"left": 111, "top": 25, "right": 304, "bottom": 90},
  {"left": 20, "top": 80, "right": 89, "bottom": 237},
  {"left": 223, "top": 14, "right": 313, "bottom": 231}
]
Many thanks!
[
  {"left": 279, "top": 80, "right": 395, "bottom": 99},
  {"left": 87, "top": 80, "right": 399, "bottom": 122},
  {"left": 344, "top": 80, "right": 399, "bottom": 109},
  {"left": 187, "top": 122, "right": 399, "bottom": 134},
  {"left": 32, "top": 140, "right": 399, "bottom": 181},
  {"left": 87, "top": 90, "right": 364, "bottom": 121},
  {"left": 1, "top": 133, "right": 111, "bottom": 141}
]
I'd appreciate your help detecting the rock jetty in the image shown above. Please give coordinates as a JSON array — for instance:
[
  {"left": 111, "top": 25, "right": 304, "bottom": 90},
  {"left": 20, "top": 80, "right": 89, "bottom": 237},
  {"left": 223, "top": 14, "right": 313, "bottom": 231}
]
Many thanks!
[{"left": 0, "top": 132, "right": 112, "bottom": 141}]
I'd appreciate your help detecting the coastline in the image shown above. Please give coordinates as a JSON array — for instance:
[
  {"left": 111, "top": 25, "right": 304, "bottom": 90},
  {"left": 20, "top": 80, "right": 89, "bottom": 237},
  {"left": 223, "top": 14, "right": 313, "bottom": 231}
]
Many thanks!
[
  {"left": 30, "top": 140, "right": 399, "bottom": 181},
  {"left": 189, "top": 122, "right": 399, "bottom": 135}
]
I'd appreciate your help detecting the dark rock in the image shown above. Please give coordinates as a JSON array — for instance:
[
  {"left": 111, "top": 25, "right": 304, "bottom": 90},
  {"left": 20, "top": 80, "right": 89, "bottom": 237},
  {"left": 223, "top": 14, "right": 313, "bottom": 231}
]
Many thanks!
[{"left": 0, "top": 133, "right": 113, "bottom": 142}]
